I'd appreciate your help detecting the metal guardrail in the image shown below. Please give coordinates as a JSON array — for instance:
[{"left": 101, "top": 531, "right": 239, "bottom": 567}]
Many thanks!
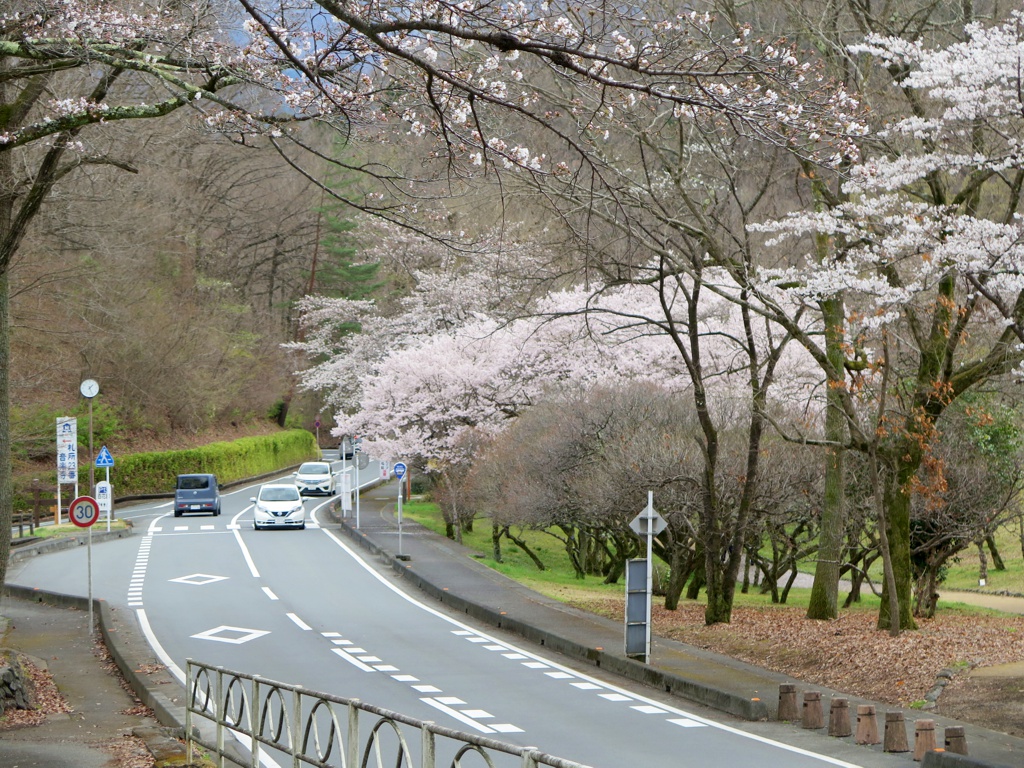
[{"left": 185, "top": 660, "right": 593, "bottom": 768}]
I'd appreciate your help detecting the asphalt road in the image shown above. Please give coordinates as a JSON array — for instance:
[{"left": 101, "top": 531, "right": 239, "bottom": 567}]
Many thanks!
[{"left": 7, "top": 463, "right": 905, "bottom": 768}]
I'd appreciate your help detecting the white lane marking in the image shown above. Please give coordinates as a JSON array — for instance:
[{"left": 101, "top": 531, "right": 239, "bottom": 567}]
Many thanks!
[
  {"left": 262, "top": 587, "right": 278, "bottom": 600},
  {"left": 412, "top": 684, "right": 442, "bottom": 694},
  {"left": 136, "top": 609, "right": 283, "bottom": 768},
  {"left": 421, "top": 698, "right": 495, "bottom": 734},
  {"left": 318, "top": 525, "right": 864, "bottom": 768},
  {"left": 332, "top": 648, "right": 374, "bottom": 671},
  {"left": 392, "top": 674, "right": 419, "bottom": 682},
  {"left": 232, "top": 527, "right": 260, "bottom": 578},
  {"left": 287, "top": 613, "right": 312, "bottom": 631},
  {"left": 633, "top": 705, "right": 669, "bottom": 714},
  {"left": 436, "top": 697, "right": 466, "bottom": 705},
  {"left": 462, "top": 709, "right": 492, "bottom": 719},
  {"left": 599, "top": 693, "right": 632, "bottom": 702},
  {"left": 668, "top": 718, "right": 705, "bottom": 728}
]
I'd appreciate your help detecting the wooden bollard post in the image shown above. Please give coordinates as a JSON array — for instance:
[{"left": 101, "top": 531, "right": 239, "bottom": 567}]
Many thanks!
[
  {"left": 944, "top": 725, "right": 968, "bottom": 755},
  {"left": 802, "top": 691, "right": 824, "bottom": 729},
  {"left": 856, "top": 704, "right": 880, "bottom": 744},
  {"left": 778, "top": 684, "right": 798, "bottom": 721},
  {"left": 828, "top": 698, "right": 851, "bottom": 737},
  {"left": 913, "top": 719, "right": 936, "bottom": 761},
  {"left": 884, "top": 711, "right": 910, "bottom": 753}
]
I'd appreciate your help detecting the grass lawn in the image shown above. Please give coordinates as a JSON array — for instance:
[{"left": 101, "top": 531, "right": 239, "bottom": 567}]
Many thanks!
[
  {"left": 403, "top": 497, "right": 1024, "bottom": 611},
  {"left": 12, "top": 519, "right": 131, "bottom": 541},
  {"left": 400, "top": 499, "right": 890, "bottom": 613}
]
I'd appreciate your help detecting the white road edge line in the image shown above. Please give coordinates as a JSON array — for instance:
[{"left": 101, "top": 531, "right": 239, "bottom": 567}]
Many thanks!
[
  {"left": 136, "top": 608, "right": 282, "bottom": 768},
  {"left": 316, "top": 523, "right": 866, "bottom": 768},
  {"left": 421, "top": 698, "right": 496, "bottom": 734}
]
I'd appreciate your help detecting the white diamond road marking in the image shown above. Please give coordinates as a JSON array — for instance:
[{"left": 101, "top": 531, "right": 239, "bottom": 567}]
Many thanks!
[
  {"left": 192, "top": 626, "right": 269, "bottom": 645},
  {"left": 170, "top": 573, "right": 228, "bottom": 586}
]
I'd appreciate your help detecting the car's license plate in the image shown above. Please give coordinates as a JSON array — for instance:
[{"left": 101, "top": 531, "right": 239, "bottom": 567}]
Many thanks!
[{"left": 190, "top": 504, "right": 200, "bottom": 510}]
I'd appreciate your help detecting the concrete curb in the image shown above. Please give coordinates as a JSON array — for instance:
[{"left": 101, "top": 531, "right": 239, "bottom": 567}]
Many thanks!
[
  {"left": 8, "top": 528, "right": 135, "bottom": 563},
  {"left": 333, "top": 516, "right": 769, "bottom": 722},
  {"left": 921, "top": 753, "right": 1018, "bottom": 768},
  {"left": 1, "top": 584, "right": 187, "bottom": 734}
]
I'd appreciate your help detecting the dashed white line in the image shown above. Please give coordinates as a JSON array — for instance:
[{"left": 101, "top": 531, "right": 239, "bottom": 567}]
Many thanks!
[
  {"left": 287, "top": 613, "right": 311, "bottom": 630},
  {"left": 331, "top": 648, "right": 374, "bottom": 672}
]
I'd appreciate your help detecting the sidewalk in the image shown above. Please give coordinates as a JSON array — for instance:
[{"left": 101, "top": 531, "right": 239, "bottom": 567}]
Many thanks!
[
  {"left": 333, "top": 483, "right": 1024, "bottom": 768},
  {"left": 4, "top": 480, "right": 1024, "bottom": 768}
]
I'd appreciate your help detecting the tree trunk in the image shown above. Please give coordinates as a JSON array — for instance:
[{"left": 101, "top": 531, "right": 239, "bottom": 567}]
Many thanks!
[
  {"left": 986, "top": 534, "right": 1005, "bottom": 571},
  {"left": 877, "top": 458, "right": 914, "bottom": 633},
  {"left": 0, "top": 268, "right": 11, "bottom": 590},
  {"left": 491, "top": 522, "right": 502, "bottom": 563},
  {"left": 978, "top": 539, "right": 988, "bottom": 586},
  {"left": 502, "top": 527, "right": 546, "bottom": 571},
  {"left": 808, "top": 296, "right": 847, "bottom": 620}
]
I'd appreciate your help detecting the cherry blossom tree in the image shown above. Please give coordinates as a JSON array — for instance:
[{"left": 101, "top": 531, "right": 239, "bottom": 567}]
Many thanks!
[
  {"left": 0, "top": 0, "right": 313, "bottom": 587},
  {"left": 752, "top": 11, "right": 1024, "bottom": 630}
]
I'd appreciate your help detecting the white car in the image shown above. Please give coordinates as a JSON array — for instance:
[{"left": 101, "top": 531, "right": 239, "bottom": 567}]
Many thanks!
[
  {"left": 251, "top": 483, "right": 306, "bottom": 530},
  {"left": 294, "top": 461, "right": 336, "bottom": 496}
]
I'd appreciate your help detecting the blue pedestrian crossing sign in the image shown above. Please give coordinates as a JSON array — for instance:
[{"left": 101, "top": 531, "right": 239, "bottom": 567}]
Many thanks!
[{"left": 95, "top": 445, "right": 115, "bottom": 467}]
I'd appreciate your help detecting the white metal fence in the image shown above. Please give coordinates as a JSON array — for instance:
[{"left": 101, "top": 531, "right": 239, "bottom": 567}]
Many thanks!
[{"left": 185, "top": 660, "right": 593, "bottom": 768}]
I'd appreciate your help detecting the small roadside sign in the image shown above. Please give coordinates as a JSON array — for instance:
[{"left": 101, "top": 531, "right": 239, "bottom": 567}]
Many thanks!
[
  {"left": 95, "top": 481, "right": 112, "bottom": 514},
  {"left": 95, "top": 445, "right": 114, "bottom": 467},
  {"left": 69, "top": 496, "right": 101, "bottom": 528},
  {"left": 394, "top": 462, "right": 407, "bottom": 480}
]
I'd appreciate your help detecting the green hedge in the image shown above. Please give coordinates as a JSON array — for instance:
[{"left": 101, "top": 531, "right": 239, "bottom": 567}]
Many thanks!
[{"left": 112, "top": 429, "right": 319, "bottom": 494}]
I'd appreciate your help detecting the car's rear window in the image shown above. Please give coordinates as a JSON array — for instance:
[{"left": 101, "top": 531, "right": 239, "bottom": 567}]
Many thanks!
[
  {"left": 299, "top": 463, "right": 329, "bottom": 475},
  {"left": 261, "top": 486, "right": 300, "bottom": 501},
  {"left": 178, "top": 476, "right": 210, "bottom": 490}
]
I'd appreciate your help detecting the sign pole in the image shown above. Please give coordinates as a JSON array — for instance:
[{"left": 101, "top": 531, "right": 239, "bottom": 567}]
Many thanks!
[
  {"left": 354, "top": 445, "right": 360, "bottom": 529},
  {"left": 645, "top": 491, "right": 654, "bottom": 663},
  {"left": 69, "top": 495, "right": 100, "bottom": 635},
  {"left": 393, "top": 462, "right": 408, "bottom": 558}
]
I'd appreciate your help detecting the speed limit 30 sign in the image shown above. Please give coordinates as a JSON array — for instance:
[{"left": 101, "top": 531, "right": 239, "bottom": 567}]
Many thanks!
[{"left": 69, "top": 496, "right": 101, "bottom": 527}]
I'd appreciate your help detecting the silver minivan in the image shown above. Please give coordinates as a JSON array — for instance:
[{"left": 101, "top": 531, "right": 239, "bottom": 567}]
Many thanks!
[{"left": 174, "top": 473, "right": 222, "bottom": 517}]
